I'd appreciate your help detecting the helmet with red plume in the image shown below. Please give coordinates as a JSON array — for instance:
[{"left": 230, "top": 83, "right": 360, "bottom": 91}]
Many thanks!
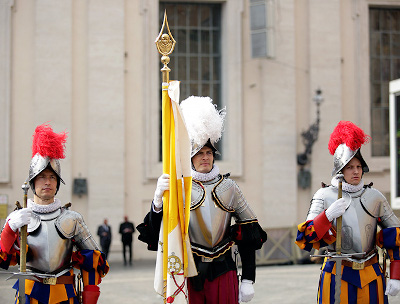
[
  {"left": 27, "top": 124, "right": 68, "bottom": 193},
  {"left": 328, "top": 121, "right": 370, "bottom": 176}
]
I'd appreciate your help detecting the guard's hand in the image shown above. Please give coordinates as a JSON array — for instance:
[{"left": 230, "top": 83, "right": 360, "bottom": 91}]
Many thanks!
[
  {"left": 239, "top": 279, "right": 254, "bottom": 303},
  {"left": 325, "top": 198, "right": 346, "bottom": 222},
  {"left": 153, "top": 174, "right": 170, "bottom": 209},
  {"left": 7, "top": 208, "right": 32, "bottom": 232},
  {"left": 385, "top": 279, "right": 400, "bottom": 296}
]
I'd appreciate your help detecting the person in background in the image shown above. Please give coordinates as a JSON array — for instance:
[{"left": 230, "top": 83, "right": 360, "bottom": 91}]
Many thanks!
[
  {"left": 119, "top": 216, "right": 135, "bottom": 266},
  {"left": 97, "top": 218, "right": 112, "bottom": 260}
]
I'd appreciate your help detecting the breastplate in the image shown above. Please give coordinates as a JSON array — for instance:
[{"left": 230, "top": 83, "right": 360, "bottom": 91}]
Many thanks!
[
  {"left": 308, "top": 187, "right": 379, "bottom": 257},
  {"left": 335, "top": 193, "right": 377, "bottom": 255},
  {"left": 188, "top": 178, "right": 232, "bottom": 252},
  {"left": 27, "top": 209, "right": 73, "bottom": 273}
]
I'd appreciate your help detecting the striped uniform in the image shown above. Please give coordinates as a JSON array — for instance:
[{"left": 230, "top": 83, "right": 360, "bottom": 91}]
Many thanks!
[{"left": 295, "top": 184, "right": 400, "bottom": 304}]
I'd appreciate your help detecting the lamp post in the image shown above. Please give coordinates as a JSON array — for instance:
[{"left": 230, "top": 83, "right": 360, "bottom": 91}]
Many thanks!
[{"left": 297, "top": 88, "right": 324, "bottom": 188}]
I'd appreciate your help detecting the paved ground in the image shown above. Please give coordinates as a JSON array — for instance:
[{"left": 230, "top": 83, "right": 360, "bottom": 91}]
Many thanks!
[
  {"left": 98, "top": 260, "right": 323, "bottom": 304},
  {"left": 1, "top": 259, "right": 400, "bottom": 303},
  {"left": 0, "top": 259, "right": 320, "bottom": 304}
]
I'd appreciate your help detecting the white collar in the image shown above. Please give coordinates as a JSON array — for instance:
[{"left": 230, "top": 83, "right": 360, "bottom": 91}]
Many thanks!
[
  {"left": 28, "top": 198, "right": 62, "bottom": 213},
  {"left": 331, "top": 175, "right": 364, "bottom": 193},
  {"left": 191, "top": 165, "right": 220, "bottom": 182}
]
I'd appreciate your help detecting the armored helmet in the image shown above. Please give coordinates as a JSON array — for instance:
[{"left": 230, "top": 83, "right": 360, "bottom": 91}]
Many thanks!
[
  {"left": 328, "top": 121, "right": 370, "bottom": 176},
  {"left": 180, "top": 96, "right": 225, "bottom": 157},
  {"left": 28, "top": 124, "right": 68, "bottom": 193}
]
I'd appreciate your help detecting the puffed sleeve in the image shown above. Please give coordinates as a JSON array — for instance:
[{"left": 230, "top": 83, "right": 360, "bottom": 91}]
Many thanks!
[{"left": 137, "top": 206, "right": 163, "bottom": 251}]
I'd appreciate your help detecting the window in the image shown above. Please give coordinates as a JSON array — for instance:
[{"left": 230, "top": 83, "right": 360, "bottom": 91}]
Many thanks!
[
  {"left": 389, "top": 79, "right": 400, "bottom": 209},
  {"left": 145, "top": 0, "right": 244, "bottom": 178},
  {"left": 158, "top": 2, "right": 223, "bottom": 161},
  {"left": 369, "top": 7, "right": 400, "bottom": 156},
  {"left": 249, "top": 0, "right": 274, "bottom": 58},
  {"left": 159, "top": 2, "right": 222, "bottom": 108}
]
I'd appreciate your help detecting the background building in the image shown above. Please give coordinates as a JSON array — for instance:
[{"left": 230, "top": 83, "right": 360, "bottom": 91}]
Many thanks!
[{"left": 1, "top": 0, "right": 399, "bottom": 262}]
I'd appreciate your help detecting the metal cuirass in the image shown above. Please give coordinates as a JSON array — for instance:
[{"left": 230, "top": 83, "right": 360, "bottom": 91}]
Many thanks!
[
  {"left": 306, "top": 186, "right": 400, "bottom": 260},
  {"left": 26, "top": 207, "right": 99, "bottom": 274},
  {"left": 27, "top": 209, "right": 73, "bottom": 273},
  {"left": 188, "top": 175, "right": 257, "bottom": 256}
]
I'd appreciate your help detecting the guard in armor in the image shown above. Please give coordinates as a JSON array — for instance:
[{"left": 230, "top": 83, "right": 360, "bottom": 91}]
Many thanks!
[
  {"left": 0, "top": 124, "right": 109, "bottom": 304},
  {"left": 137, "top": 96, "right": 267, "bottom": 303},
  {"left": 295, "top": 121, "right": 400, "bottom": 303}
]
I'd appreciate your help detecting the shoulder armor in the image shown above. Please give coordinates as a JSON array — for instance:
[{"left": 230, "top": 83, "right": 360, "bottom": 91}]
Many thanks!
[
  {"left": 306, "top": 186, "right": 350, "bottom": 221},
  {"left": 306, "top": 187, "right": 329, "bottom": 220},
  {"left": 213, "top": 176, "right": 237, "bottom": 212},
  {"left": 190, "top": 181, "right": 206, "bottom": 210},
  {"left": 27, "top": 212, "right": 41, "bottom": 233},
  {"left": 6, "top": 210, "right": 41, "bottom": 233},
  {"left": 55, "top": 208, "right": 84, "bottom": 239},
  {"left": 312, "top": 187, "right": 330, "bottom": 199},
  {"left": 360, "top": 187, "right": 388, "bottom": 218},
  {"left": 310, "top": 186, "right": 336, "bottom": 204},
  {"left": 214, "top": 177, "right": 257, "bottom": 222},
  {"left": 7, "top": 209, "right": 42, "bottom": 233}
]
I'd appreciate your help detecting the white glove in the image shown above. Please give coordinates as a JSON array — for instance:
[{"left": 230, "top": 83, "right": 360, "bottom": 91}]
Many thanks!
[
  {"left": 385, "top": 279, "right": 400, "bottom": 296},
  {"left": 325, "top": 198, "right": 347, "bottom": 222},
  {"left": 7, "top": 208, "right": 32, "bottom": 232},
  {"left": 153, "top": 174, "right": 170, "bottom": 209},
  {"left": 239, "top": 279, "right": 254, "bottom": 303}
]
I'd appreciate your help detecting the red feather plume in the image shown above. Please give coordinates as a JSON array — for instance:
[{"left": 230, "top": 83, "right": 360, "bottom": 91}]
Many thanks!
[
  {"left": 328, "top": 121, "right": 370, "bottom": 155},
  {"left": 31, "top": 124, "right": 68, "bottom": 159}
]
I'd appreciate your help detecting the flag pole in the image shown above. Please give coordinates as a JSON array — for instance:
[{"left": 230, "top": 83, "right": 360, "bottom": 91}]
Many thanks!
[
  {"left": 154, "top": 13, "right": 195, "bottom": 303},
  {"left": 155, "top": 10, "right": 177, "bottom": 301},
  {"left": 18, "top": 182, "right": 29, "bottom": 304}
]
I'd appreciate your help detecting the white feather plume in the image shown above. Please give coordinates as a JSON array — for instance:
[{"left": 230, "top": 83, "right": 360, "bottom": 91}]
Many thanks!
[{"left": 180, "top": 96, "right": 226, "bottom": 148}]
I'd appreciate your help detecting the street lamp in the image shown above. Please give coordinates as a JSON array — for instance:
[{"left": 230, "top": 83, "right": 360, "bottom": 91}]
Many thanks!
[{"left": 297, "top": 88, "right": 324, "bottom": 188}]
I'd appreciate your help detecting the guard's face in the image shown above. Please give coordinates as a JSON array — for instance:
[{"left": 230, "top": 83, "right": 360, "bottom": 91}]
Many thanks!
[
  {"left": 192, "top": 146, "right": 214, "bottom": 173},
  {"left": 342, "top": 157, "right": 362, "bottom": 185},
  {"left": 34, "top": 168, "right": 58, "bottom": 202}
]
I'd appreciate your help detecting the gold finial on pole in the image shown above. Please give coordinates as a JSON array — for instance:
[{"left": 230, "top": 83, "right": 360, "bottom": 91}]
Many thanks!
[{"left": 155, "top": 10, "right": 176, "bottom": 83}]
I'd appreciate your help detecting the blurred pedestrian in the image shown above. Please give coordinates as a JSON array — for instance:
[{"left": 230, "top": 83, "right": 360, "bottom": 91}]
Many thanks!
[
  {"left": 119, "top": 216, "right": 135, "bottom": 266},
  {"left": 97, "top": 218, "right": 112, "bottom": 259}
]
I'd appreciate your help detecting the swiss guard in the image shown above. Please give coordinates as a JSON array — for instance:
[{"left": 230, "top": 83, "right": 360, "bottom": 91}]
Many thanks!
[
  {"left": 138, "top": 96, "right": 268, "bottom": 303},
  {"left": 0, "top": 124, "right": 109, "bottom": 304},
  {"left": 295, "top": 121, "right": 400, "bottom": 303}
]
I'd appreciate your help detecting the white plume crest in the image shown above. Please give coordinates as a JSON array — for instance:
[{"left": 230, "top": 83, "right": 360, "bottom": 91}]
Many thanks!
[{"left": 180, "top": 96, "right": 226, "bottom": 148}]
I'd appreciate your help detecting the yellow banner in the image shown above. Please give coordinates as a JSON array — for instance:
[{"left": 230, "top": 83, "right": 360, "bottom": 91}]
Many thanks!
[{"left": 155, "top": 81, "right": 196, "bottom": 303}]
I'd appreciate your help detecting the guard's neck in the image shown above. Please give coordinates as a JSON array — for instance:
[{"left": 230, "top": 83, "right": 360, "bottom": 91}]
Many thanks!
[{"left": 33, "top": 194, "right": 55, "bottom": 205}]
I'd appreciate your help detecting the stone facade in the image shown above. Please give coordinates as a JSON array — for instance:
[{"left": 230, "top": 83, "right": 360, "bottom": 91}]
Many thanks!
[{"left": 0, "top": 0, "right": 397, "bottom": 260}]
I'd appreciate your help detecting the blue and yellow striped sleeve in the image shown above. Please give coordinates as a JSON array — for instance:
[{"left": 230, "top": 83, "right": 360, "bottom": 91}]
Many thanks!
[
  {"left": 72, "top": 249, "right": 109, "bottom": 286},
  {"left": 295, "top": 211, "right": 336, "bottom": 252}
]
